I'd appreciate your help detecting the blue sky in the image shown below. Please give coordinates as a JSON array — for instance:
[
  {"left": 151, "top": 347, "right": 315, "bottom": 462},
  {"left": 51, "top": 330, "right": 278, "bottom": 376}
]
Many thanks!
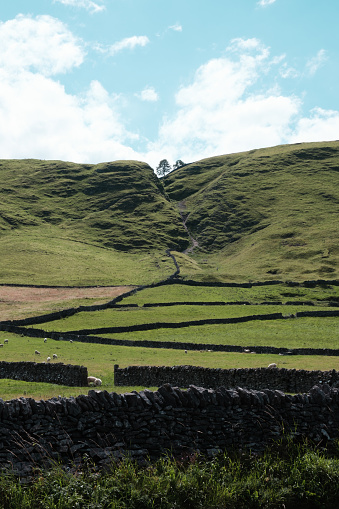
[{"left": 0, "top": 0, "right": 338, "bottom": 169}]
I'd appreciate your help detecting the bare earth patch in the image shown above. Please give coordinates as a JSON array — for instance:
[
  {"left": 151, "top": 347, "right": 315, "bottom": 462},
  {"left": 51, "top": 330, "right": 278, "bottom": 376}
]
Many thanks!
[{"left": 0, "top": 285, "right": 134, "bottom": 321}]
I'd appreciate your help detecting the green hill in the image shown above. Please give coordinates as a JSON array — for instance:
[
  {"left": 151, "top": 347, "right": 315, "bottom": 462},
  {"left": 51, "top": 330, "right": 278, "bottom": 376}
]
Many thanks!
[
  {"left": 164, "top": 141, "right": 339, "bottom": 281},
  {"left": 0, "top": 159, "right": 190, "bottom": 285},
  {"left": 0, "top": 141, "right": 338, "bottom": 285}
]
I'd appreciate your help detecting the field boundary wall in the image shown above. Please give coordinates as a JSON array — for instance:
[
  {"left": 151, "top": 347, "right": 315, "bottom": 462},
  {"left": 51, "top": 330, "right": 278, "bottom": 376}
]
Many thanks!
[
  {"left": 114, "top": 364, "right": 339, "bottom": 393},
  {"left": 0, "top": 361, "right": 88, "bottom": 386}
]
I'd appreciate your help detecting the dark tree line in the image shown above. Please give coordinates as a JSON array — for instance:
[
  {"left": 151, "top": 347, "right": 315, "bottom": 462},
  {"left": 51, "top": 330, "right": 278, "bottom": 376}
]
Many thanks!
[{"left": 156, "top": 159, "right": 185, "bottom": 177}]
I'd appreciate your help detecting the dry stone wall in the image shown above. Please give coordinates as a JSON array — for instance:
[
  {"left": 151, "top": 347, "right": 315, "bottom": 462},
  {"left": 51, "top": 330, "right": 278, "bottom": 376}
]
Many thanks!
[
  {"left": 0, "top": 361, "right": 88, "bottom": 386},
  {"left": 114, "top": 365, "right": 339, "bottom": 393},
  {"left": 0, "top": 384, "right": 338, "bottom": 477}
]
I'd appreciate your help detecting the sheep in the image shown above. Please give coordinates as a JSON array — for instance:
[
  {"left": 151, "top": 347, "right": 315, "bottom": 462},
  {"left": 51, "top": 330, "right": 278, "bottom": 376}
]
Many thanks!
[
  {"left": 87, "top": 376, "right": 102, "bottom": 387},
  {"left": 4, "top": 339, "right": 8, "bottom": 344},
  {"left": 268, "top": 363, "right": 277, "bottom": 368},
  {"left": 47, "top": 357, "right": 51, "bottom": 362},
  {"left": 53, "top": 354, "right": 58, "bottom": 360},
  {"left": 0, "top": 344, "right": 3, "bottom": 348},
  {"left": 44, "top": 338, "right": 47, "bottom": 343},
  {"left": 185, "top": 350, "right": 187, "bottom": 354},
  {"left": 244, "top": 349, "right": 250, "bottom": 353},
  {"left": 69, "top": 340, "right": 73, "bottom": 344},
  {"left": 35, "top": 350, "right": 40, "bottom": 355}
]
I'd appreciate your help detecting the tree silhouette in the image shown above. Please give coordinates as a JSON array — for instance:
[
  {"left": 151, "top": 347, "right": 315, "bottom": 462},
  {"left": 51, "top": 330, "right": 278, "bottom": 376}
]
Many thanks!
[
  {"left": 156, "top": 159, "right": 172, "bottom": 177},
  {"left": 173, "top": 159, "right": 185, "bottom": 170}
]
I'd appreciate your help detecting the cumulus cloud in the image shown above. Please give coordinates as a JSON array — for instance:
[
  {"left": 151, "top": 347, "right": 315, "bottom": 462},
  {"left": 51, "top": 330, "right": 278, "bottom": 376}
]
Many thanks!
[
  {"left": 146, "top": 38, "right": 300, "bottom": 164},
  {"left": 144, "top": 39, "right": 339, "bottom": 167},
  {"left": 0, "top": 14, "right": 85, "bottom": 75},
  {"left": 0, "top": 14, "right": 140, "bottom": 163},
  {"left": 136, "top": 87, "right": 159, "bottom": 102},
  {"left": 289, "top": 108, "right": 339, "bottom": 143},
  {"left": 53, "top": 0, "right": 106, "bottom": 13}
]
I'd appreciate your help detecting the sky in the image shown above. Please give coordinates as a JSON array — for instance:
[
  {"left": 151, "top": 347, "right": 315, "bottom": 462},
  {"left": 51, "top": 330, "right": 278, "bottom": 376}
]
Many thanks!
[{"left": 0, "top": 0, "right": 339, "bottom": 170}]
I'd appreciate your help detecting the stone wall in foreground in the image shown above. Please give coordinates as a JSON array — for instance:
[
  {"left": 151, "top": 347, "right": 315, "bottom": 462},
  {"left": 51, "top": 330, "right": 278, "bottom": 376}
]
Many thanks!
[
  {"left": 0, "top": 384, "right": 338, "bottom": 476},
  {"left": 114, "top": 364, "right": 339, "bottom": 393}
]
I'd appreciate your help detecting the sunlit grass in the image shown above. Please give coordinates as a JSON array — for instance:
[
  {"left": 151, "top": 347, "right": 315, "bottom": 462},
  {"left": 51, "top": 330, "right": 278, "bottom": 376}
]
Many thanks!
[{"left": 0, "top": 331, "right": 338, "bottom": 401}]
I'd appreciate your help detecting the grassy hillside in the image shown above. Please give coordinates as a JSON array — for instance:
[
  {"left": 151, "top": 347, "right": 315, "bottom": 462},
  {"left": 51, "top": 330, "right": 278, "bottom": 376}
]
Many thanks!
[
  {"left": 164, "top": 141, "right": 339, "bottom": 281},
  {"left": 0, "top": 159, "right": 189, "bottom": 285},
  {"left": 0, "top": 142, "right": 338, "bottom": 285}
]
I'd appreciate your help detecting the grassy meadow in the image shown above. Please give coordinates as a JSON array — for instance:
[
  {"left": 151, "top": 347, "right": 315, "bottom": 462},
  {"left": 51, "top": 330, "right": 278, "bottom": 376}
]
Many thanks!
[
  {"left": 0, "top": 143, "right": 338, "bottom": 399},
  {"left": 0, "top": 330, "right": 338, "bottom": 401}
]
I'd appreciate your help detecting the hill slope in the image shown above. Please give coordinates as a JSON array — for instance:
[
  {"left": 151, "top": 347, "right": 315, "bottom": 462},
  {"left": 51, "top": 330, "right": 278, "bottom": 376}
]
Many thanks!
[
  {"left": 164, "top": 141, "right": 339, "bottom": 280},
  {"left": 0, "top": 142, "right": 338, "bottom": 285},
  {"left": 0, "top": 159, "right": 188, "bottom": 251},
  {"left": 0, "top": 159, "right": 189, "bottom": 285}
]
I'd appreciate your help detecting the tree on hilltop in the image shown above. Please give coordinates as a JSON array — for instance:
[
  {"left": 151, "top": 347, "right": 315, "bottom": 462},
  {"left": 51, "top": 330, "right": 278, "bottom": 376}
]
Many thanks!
[
  {"left": 156, "top": 159, "right": 172, "bottom": 177},
  {"left": 173, "top": 159, "right": 185, "bottom": 170}
]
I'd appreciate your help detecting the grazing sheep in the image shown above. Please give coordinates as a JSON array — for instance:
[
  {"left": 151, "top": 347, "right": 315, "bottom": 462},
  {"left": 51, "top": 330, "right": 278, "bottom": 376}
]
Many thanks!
[
  {"left": 244, "top": 348, "right": 250, "bottom": 353},
  {"left": 268, "top": 363, "right": 277, "bottom": 368},
  {"left": 69, "top": 340, "right": 73, "bottom": 344},
  {"left": 53, "top": 354, "right": 58, "bottom": 360},
  {"left": 185, "top": 350, "right": 187, "bottom": 354},
  {"left": 87, "top": 376, "right": 102, "bottom": 387},
  {"left": 0, "top": 344, "right": 3, "bottom": 348},
  {"left": 47, "top": 357, "right": 51, "bottom": 362},
  {"left": 4, "top": 339, "right": 8, "bottom": 344},
  {"left": 44, "top": 338, "right": 47, "bottom": 343},
  {"left": 35, "top": 350, "right": 40, "bottom": 355}
]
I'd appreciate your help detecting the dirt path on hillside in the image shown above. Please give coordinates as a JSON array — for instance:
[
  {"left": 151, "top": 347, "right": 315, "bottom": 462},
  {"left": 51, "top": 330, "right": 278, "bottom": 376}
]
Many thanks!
[{"left": 0, "top": 286, "right": 134, "bottom": 321}]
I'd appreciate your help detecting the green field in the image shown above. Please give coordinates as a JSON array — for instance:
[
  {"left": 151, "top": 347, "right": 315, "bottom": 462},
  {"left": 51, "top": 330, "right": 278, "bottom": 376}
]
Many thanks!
[
  {"left": 0, "top": 143, "right": 338, "bottom": 401},
  {"left": 0, "top": 331, "right": 338, "bottom": 401}
]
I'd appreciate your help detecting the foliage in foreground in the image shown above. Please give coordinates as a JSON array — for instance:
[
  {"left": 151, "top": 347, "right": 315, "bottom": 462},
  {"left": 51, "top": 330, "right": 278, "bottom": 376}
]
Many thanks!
[{"left": 0, "top": 439, "right": 339, "bottom": 508}]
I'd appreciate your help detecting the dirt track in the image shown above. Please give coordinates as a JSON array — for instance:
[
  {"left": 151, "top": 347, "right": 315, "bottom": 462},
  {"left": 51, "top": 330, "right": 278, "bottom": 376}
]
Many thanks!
[{"left": 0, "top": 285, "right": 134, "bottom": 321}]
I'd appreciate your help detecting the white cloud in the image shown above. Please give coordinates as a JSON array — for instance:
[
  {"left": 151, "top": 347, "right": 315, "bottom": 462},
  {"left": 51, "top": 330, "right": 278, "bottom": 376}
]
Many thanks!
[
  {"left": 306, "top": 49, "right": 327, "bottom": 76},
  {"left": 169, "top": 24, "right": 182, "bottom": 32},
  {"left": 136, "top": 87, "right": 159, "bottom": 102},
  {"left": 0, "top": 15, "right": 140, "bottom": 163},
  {"left": 257, "top": 0, "right": 277, "bottom": 6},
  {"left": 0, "top": 14, "right": 85, "bottom": 76},
  {"left": 53, "top": 0, "right": 106, "bottom": 13},
  {"left": 146, "top": 38, "right": 301, "bottom": 163},
  {"left": 106, "top": 36, "right": 150, "bottom": 56},
  {"left": 144, "top": 39, "right": 339, "bottom": 167},
  {"left": 289, "top": 108, "right": 339, "bottom": 143}
]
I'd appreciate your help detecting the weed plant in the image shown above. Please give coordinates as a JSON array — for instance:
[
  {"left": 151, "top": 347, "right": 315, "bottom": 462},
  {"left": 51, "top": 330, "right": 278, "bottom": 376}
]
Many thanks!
[{"left": 0, "top": 437, "right": 338, "bottom": 508}]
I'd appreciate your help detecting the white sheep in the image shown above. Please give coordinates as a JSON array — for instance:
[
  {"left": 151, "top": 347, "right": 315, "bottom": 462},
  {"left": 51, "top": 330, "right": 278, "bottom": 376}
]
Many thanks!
[
  {"left": 87, "top": 376, "right": 102, "bottom": 387},
  {"left": 44, "top": 338, "right": 47, "bottom": 343},
  {"left": 4, "top": 339, "right": 8, "bottom": 344},
  {"left": 47, "top": 357, "right": 51, "bottom": 362},
  {"left": 53, "top": 354, "right": 58, "bottom": 360},
  {"left": 0, "top": 344, "right": 3, "bottom": 348},
  {"left": 35, "top": 350, "right": 40, "bottom": 355},
  {"left": 268, "top": 363, "right": 277, "bottom": 368},
  {"left": 69, "top": 340, "right": 73, "bottom": 344}
]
